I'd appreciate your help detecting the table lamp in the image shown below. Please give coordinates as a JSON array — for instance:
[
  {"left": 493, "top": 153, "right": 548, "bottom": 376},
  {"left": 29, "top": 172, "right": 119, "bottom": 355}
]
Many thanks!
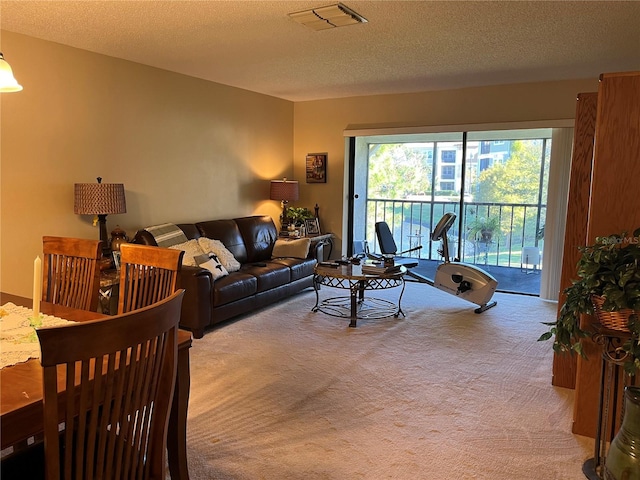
[
  {"left": 74, "top": 177, "right": 127, "bottom": 257},
  {"left": 270, "top": 178, "right": 299, "bottom": 228}
]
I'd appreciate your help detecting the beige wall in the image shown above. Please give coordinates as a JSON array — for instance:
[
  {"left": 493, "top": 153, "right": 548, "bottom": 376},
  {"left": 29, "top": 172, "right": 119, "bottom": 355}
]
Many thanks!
[
  {"left": 1, "top": 31, "right": 294, "bottom": 297},
  {"left": 292, "top": 78, "right": 599, "bottom": 257}
]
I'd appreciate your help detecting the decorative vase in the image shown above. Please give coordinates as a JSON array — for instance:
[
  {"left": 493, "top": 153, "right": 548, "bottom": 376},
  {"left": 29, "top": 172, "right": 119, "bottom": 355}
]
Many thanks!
[
  {"left": 604, "top": 386, "right": 640, "bottom": 480},
  {"left": 110, "top": 225, "right": 129, "bottom": 252}
]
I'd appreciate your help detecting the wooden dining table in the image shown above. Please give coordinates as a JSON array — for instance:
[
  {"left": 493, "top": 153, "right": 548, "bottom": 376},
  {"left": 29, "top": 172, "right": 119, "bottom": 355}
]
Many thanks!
[{"left": 0, "top": 293, "right": 193, "bottom": 480}]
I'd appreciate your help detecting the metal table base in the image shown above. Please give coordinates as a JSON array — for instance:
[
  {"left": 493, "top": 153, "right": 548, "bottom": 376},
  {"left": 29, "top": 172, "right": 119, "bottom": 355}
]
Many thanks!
[{"left": 312, "top": 265, "right": 406, "bottom": 327}]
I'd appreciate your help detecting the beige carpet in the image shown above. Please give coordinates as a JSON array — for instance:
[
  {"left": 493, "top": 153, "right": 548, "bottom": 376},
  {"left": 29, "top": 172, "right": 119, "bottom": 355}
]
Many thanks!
[{"left": 184, "top": 282, "right": 593, "bottom": 479}]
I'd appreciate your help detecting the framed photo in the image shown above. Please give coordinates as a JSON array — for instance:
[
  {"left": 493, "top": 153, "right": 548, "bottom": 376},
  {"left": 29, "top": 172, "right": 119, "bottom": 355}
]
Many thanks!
[
  {"left": 112, "top": 251, "right": 121, "bottom": 270},
  {"left": 305, "top": 218, "right": 321, "bottom": 235},
  {"left": 306, "top": 153, "right": 327, "bottom": 183}
]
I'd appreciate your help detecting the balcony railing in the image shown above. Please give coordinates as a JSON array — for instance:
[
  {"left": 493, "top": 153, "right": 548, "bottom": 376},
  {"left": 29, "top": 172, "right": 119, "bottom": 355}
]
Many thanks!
[{"left": 365, "top": 198, "right": 546, "bottom": 268}]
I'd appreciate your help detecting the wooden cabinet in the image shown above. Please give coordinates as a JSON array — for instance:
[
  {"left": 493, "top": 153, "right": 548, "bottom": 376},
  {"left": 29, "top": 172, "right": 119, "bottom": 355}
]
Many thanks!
[
  {"left": 553, "top": 92, "right": 597, "bottom": 390},
  {"left": 556, "top": 72, "right": 640, "bottom": 437}
]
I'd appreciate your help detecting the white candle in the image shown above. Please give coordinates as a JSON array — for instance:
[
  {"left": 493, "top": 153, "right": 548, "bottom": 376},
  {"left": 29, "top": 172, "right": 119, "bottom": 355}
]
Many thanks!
[{"left": 33, "top": 255, "right": 42, "bottom": 318}]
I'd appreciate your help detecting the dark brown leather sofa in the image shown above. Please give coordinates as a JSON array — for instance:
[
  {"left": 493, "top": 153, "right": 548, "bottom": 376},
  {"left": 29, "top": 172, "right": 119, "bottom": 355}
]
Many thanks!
[{"left": 133, "top": 215, "right": 318, "bottom": 338}]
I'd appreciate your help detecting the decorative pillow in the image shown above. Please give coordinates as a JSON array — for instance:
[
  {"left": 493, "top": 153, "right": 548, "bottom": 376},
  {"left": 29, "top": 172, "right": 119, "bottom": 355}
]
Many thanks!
[
  {"left": 272, "top": 238, "right": 311, "bottom": 259},
  {"left": 194, "top": 253, "right": 228, "bottom": 280},
  {"left": 169, "top": 239, "right": 206, "bottom": 267},
  {"left": 143, "top": 223, "right": 188, "bottom": 248},
  {"left": 197, "top": 237, "right": 241, "bottom": 272}
]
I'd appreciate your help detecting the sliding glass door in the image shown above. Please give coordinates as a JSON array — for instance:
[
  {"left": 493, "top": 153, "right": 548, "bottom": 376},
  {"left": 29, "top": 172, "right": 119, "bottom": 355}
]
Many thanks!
[{"left": 350, "top": 128, "right": 553, "bottom": 295}]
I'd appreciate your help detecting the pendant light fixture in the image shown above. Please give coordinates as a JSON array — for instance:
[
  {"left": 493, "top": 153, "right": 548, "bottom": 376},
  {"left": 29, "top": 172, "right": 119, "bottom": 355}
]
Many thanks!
[{"left": 0, "top": 52, "right": 23, "bottom": 92}]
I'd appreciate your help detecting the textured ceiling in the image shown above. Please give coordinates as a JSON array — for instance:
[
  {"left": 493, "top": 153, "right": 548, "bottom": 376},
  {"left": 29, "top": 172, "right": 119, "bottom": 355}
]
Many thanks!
[{"left": 1, "top": 1, "right": 639, "bottom": 102}]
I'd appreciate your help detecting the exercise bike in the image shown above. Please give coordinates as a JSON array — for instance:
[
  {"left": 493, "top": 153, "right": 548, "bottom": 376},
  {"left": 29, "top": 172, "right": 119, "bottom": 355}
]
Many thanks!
[
  {"left": 431, "top": 213, "right": 498, "bottom": 313},
  {"left": 370, "top": 214, "right": 497, "bottom": 313}
]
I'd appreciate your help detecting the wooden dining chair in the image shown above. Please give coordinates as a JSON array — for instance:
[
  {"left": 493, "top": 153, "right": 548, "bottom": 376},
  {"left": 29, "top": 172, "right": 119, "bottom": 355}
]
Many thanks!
[
  {"left": 118, "top": 243, "right": 184, "bottom": 314},
  {"left": 37, "top": 290, "right": 185, "bottom": 480},
  {"left": 42, "top": 236, "right": 103, "bottom": 311}
]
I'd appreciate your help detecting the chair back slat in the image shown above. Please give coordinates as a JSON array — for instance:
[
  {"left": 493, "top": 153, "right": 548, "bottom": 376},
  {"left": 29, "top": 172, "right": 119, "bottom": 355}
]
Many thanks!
[
  {"left": 42, "top": 236, "right": 102, "bottom": 311},
  {"left": 37, "top": 290, "right": 184, "bottom": 480},
  {"left": 118, "top": 244, "right": 183, "bottom": 314}
]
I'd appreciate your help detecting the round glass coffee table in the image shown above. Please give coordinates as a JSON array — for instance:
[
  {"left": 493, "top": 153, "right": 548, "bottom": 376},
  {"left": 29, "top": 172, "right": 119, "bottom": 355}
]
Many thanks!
[{"left": 312, "top": 263, "right": 406, "bottom": 327}]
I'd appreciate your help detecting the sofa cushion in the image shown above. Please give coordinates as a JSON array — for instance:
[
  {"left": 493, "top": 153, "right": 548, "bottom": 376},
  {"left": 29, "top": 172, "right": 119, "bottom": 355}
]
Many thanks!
[
  {"left": 272, "top": 238, "right": 311, "bottom": 259},
  {"left": 212, "top": 272, "right": 257, "bottom": 306},
  {"left": 196, "top": 220, "right": 248, "bottom": 264},
  {"left": 197, "top": 237, "right": 241, "bottom": 272},
  {"left": 271, "top": 257, "right": 317, "bottom": 281},
  {"left": 176, "top": 223, "right": 201, "bottom": 241},
  {"left": 194, "top": 253, "right": 228, "bottom": 280},
  {"left": 169, "top": 239, "right": 207, "bottom": 267},
  {"left": 241, "top": 262, "right": 290, "bottom": 292},
  {"left": 235, "top": 216, "right": 278, "bottom": 263},
  {"left": 144, "top": 223, "right": 188, "bottom": 247}
]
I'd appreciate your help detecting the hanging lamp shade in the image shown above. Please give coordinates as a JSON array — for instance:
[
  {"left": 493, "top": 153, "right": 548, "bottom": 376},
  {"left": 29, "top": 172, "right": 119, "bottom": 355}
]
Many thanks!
[{"left": 0, "top": 53, "right": 23, "bottom": 93}]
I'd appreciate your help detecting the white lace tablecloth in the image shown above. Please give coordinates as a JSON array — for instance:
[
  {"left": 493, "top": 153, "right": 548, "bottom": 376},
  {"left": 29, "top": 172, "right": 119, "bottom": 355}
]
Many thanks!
[{"left": 0, "top": 302, "right": 74, "bottom": 368}]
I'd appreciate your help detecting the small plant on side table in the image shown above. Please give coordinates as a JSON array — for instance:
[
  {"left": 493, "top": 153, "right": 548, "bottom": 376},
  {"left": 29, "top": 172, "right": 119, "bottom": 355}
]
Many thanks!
[{"left": 287, "top": 207, "right": 315, "bottom": 226}]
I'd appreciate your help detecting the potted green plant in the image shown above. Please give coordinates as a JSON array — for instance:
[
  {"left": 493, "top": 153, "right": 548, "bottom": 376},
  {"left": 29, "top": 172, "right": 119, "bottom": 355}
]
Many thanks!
[
  {"left": 538, "top": 229, "right": 640, "bottom": 375},
  {"left": 467, "top": 216, "right": 501, "bottom": 264},
  {"left": 467, "top": 216, "right": 501, "bottom": 244},
  {"left": 287, "top": 207, "right": 314, "bottom": 226}
]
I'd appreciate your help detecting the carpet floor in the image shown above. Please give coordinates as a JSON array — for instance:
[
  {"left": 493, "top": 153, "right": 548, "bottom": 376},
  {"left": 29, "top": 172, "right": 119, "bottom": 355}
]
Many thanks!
[{"left": 184, "top": 282, "right": 593, "bottom": 479}]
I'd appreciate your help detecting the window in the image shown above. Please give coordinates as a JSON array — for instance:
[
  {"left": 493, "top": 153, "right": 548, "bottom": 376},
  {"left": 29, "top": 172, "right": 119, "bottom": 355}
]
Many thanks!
[
  {"left": 441, "top": 150, "right": 456, "bottom": 163},
  {"left": 440, "top": 181, "right": 455, "bottom": 191},
  {"left": 441, "top": 165, "right": 455, "bottom": 179}
]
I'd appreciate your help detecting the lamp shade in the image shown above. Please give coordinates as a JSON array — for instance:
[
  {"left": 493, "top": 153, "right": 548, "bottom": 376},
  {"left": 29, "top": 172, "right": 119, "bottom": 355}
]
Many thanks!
[
  {"left": 0, "top": 53, "right": 23, "bottom": 93},
  {"left": 74, "top": 181, "right": 127, "bottom": 215},
  {"left": 270, "top": 179, "right": 299, "bottom": 202}
]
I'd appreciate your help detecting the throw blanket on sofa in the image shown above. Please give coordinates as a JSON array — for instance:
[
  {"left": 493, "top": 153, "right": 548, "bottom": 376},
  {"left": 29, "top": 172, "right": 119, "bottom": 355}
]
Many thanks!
[{"left": 144, "top": 223, "right": 188, "bottom": 248}]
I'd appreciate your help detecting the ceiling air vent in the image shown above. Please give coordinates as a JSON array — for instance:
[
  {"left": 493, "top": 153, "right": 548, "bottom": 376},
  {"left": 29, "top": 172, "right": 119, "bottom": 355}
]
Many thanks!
[{"left": 289, "top": 3, "right": 368, "bottom": 31}]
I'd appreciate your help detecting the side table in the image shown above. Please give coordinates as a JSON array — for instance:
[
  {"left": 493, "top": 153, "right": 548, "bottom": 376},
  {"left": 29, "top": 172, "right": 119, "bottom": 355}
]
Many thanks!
[
  {"left": 98, "top": 269, "right": 119, "bottom": 315},
  {"left": 279, "top": 232, "right": 334, "bottom": 261}
]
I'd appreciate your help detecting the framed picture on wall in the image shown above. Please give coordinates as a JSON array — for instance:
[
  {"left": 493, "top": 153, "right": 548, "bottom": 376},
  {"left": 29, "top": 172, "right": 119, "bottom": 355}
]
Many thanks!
[
  {"left": 305, "top": 218, "right": 321, "bottom": 235},
  {"left": 306, "top": 153, "right": 327, "bottom": 183}
]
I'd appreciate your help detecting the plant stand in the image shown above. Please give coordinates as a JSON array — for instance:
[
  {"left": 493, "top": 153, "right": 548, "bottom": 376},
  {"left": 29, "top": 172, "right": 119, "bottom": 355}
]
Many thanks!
[{"left": 582, "top": 324, "right": 639, "bottom": 480}]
